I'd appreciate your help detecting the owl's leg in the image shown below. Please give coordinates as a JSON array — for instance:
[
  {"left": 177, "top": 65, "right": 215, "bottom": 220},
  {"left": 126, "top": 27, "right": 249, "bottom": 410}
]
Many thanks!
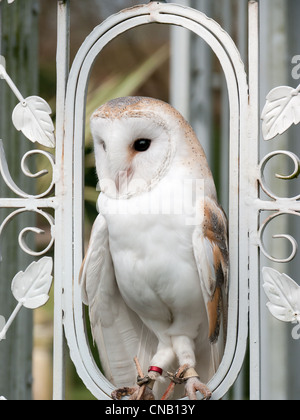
[
  {"left": 171, "top": 335, "right": 212, "bottom": 401},
  {"left": 149, "top": 341, "right": 176, "bottom": 373},
  {"left": 111, "top": 340, "right": 175, "bottom": 401}
]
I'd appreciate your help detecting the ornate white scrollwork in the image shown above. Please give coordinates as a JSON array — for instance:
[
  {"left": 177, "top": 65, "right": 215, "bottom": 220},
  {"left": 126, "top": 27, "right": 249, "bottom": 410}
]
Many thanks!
[
  {"left": 0, "top": 54, "right": 56, "bottom": 260},
  {"left": 258, "top": 150, "right": 300, "bottom": 201},
  {"left": 0, "top": 49, "right": 56, "bottom": 372},
  {"left": 0, "top": 62, "right": 55, "bottom": 399},
  {"left": 257, "top": 150, "right": 300, "bottom": 263},
  {"left": 0, "top": 208, "right": 55, "bottom": 260},
  {"left": 0, "top": 140, "right": 56, "bottom": 199},
  {"left": 259, "top": 82, "right": 300, "bottom": 264},
  {"left": 259, "top": 82, "right": 300, "bottom": 328},
  {"left": 258, "top": 211, "right": 299, "bottom": 264}
]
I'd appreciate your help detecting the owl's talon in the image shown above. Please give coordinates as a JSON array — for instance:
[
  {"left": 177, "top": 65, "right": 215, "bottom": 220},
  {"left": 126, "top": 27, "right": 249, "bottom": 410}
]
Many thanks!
[
  {"left": 161, "top": 364, "right": 189, "bottom": 400},
  {"left": 132, "top": 385, "right": 155, "bottom": 401},
  {"left": 137, "top": 374, "right": 152, "bottom": 387},
  {"left": 166, "top": 365, "right": 188, "bottom": 385},
  {"left": 111, "top": 357, "right": 157, "bottom": 400},
  {"left": 111, "top": 387, "right": 136, "bottom": 400},
  {"left": 185, "top": 377, "right": 212, "bottom": 400},
  {"left": 112, "top": 384, "right": 155, "bottom": 400}
]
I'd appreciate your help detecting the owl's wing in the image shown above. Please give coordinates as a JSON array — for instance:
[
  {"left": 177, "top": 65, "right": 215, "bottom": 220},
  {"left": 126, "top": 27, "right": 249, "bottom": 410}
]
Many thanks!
[
  {"left": 192, "top": 197, "right": 229, "bottom": 370},
  {"left": 80, "top": 213, "right": 158, "bottom": 388}
]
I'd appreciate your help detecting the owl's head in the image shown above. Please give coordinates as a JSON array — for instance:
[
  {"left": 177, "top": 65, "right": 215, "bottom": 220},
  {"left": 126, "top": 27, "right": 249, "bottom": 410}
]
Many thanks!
[{"left": 90, "top": 96, "right": 206, "bottom": 199}]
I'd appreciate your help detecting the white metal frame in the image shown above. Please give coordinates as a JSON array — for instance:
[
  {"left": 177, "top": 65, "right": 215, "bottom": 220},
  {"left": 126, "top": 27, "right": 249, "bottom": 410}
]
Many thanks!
[
  {"left": 1, "top": 0, "right": 300, "bottom": 401},
  {"left": 61, "top": 1, "right": 251, "bottom": 400}
]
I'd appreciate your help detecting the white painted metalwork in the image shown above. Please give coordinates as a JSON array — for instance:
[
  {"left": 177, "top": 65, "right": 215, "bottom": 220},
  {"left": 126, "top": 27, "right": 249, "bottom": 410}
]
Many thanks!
[
  {"left": 247, "top": 1, "right": 260, "bottom": 400},
  {"left": 52, "top": 0, "right": 70, "bottom": 401},
  {"left": 1, "top": 0, "right": 300, "bottom": 401},
  {"left": 0, "top": 0, "right": 57, "bottom": 401},
  {"left": 62, "top": 1, "right": 249, "bottom": 400},
  {"left": 0, "top": 58, "right": 55, "bottom": 148},
  {"left": 0, "top": 82, "right": 56, "bottom": 349},
  {"left": 262, "top": 267, "right": 300, "bottom": 324},
  {"left": 0, "top": 257, "right": 53, "bottom": 342}
]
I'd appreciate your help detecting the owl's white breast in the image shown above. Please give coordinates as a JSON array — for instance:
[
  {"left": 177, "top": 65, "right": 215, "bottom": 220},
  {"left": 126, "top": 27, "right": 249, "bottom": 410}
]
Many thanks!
[{"left": 97, "top": 164, "right": 209, "bottom": 339}]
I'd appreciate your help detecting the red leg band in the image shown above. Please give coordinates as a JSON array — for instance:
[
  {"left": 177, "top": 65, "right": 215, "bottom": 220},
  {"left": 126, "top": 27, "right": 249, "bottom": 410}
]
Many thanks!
[{"left": 148, "top": 366, "right": 163, "bottom": 375}]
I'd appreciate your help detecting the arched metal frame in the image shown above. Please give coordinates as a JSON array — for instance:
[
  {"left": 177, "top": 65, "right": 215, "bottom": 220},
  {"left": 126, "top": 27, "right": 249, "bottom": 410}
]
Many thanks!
[
  {"left": 60, "top": 2, "right": 254, "bottom": 400},
  {"left": 3, "top": 0, "right": 300, "bottom": 401}
]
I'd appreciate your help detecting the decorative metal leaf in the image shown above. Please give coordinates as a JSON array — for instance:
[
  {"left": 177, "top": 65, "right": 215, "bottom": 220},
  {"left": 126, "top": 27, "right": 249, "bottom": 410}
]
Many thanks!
[
  {"left": 11, "top": 257, "right": 53, "bottom": 309},
  {"left": 12, "top": 96, "right": 55, "bottom": 148},
  {"left": 261, "top": 85, "right": 300, "bottom": 141},
  {"left": 262, "top": 267, "right": 300, "bottom": 323}
]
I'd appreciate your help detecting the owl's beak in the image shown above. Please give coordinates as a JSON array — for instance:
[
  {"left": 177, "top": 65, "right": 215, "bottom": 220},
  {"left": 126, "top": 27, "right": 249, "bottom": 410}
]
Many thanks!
[{"left": 115, "top": 167, "right": 133, "bottom": 194}]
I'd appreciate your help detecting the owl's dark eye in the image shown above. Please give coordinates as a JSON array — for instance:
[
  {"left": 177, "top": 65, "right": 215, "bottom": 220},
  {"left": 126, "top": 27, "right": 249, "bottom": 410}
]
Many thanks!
[{"left": 133, "top": 139, "right": 151, "bottom": 152}]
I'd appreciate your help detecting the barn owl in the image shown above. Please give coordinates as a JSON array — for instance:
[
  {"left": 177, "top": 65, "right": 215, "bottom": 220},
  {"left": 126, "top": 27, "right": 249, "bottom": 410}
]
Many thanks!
[{"left": 80, "top": 96, "right": 228, "bottom": 400}]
